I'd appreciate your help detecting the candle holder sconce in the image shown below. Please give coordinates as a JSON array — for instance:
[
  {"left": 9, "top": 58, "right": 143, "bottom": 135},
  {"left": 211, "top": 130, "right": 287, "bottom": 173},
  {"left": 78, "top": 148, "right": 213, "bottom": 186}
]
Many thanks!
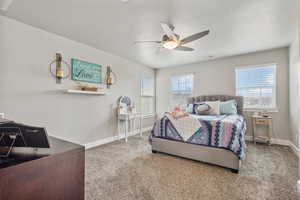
[
  {"left": 106, "top": 66, "right": 117, "bottom": 89},
  {"left": 49, "top": 53, "right": 71, "bottom": 84}
]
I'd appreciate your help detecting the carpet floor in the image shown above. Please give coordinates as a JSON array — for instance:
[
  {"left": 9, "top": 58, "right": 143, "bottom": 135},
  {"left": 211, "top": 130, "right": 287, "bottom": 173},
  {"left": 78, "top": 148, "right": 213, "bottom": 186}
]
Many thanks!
[{"left": 85, "top": 134, "right": 299, "bottom": 200}]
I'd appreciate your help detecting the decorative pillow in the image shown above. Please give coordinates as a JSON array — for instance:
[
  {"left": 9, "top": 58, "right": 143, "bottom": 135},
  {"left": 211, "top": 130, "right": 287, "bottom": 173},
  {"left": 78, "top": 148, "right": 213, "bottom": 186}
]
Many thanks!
[
  {"left": 220, "top": 100, "right": 237, "bottom": 115},
  {"left": 196, "top": 103, "right": 211, "bottom": 115},
  {"left": 185, "top": 104, "right": 194, "bottom": 114},
  {"left": 185, "top": 103, "right": 202, "bottom": 114},
  {"left": 205, "top": 101, "right": 221, "bottom": 115}
]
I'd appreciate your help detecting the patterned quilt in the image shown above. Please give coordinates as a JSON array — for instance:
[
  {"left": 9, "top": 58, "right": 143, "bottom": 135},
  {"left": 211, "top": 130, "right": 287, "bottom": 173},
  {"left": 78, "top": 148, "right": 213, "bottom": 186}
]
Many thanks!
[{"left": 150, "top": 114, "right": 247, "bottom": 160}]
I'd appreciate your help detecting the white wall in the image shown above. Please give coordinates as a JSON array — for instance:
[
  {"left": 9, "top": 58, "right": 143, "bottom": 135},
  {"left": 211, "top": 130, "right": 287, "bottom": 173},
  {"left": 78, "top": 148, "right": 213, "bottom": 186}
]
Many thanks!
[
  {"left": 156, "top": 48, "right": 290, "bottom": 141},
  {"left": 0, "top": 16, "right": 155, "bottom": 145},
  {"left": 289, "top": 27, "right": 300, "bottom": 147}
]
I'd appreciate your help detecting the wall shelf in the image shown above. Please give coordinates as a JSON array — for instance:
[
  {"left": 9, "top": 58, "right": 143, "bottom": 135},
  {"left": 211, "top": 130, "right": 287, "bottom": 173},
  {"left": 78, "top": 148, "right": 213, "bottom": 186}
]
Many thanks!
[{"left": 63, "top": 89, "right": 106, "bottom": 95}]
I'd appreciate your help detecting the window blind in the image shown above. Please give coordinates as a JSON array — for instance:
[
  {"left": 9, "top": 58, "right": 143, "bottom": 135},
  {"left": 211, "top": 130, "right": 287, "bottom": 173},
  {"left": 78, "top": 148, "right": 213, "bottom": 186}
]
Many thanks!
[
  {"left": 235, "top": 64, "right": 276, "bottom": 109},
  {"left": 171, "top": 74, "right": 194, "bottom": 94},
  {"left": 141, "top": 78, "right": 155, "bottom": 115}
]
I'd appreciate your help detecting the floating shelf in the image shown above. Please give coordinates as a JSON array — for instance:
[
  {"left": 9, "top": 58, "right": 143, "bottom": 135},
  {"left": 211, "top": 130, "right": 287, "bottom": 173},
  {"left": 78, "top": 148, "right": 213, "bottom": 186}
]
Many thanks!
[{"left": 63, "top": 89, "right": 106, "bottom": 95}]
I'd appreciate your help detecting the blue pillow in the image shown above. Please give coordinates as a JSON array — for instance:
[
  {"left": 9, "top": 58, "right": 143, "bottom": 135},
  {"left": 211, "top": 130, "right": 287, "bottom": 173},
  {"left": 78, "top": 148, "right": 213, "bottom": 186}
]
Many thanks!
[{"left": 220, "top": 100, "right": 237, "bottom": 115}]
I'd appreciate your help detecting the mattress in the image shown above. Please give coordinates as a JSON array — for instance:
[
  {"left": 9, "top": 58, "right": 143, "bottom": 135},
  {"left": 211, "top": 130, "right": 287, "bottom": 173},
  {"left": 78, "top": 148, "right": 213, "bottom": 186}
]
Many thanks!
[{"left": 150, "top": 114, "right": 247, "bottom": 160}]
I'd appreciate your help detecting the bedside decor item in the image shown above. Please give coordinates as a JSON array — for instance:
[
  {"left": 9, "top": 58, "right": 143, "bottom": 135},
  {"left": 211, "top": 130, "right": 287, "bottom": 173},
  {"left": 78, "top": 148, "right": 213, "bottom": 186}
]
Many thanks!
[
  {"left": 106, "top": 66, "right": 117, "bottom": 89},
  {"left": 252, "top": 114, "right": 273, "bottom": 145},
  {"left": 74, "top": 82, "right": 103, "bottom": 92},
  {"left": 49, "top": 53, "right": 71, "bottom": 84},
  {"left": 260, "top": 109, "right": 269, "bottom": 117},
  {"left": 71, "top": 58, "right": 102, "bottom": 84}
]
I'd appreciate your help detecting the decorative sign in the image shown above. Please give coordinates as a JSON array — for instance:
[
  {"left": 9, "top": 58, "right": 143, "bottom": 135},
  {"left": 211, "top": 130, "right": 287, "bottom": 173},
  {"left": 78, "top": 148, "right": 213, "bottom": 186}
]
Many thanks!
[{"left": 71, "top": 58, "right": 102, "bottom": 83}]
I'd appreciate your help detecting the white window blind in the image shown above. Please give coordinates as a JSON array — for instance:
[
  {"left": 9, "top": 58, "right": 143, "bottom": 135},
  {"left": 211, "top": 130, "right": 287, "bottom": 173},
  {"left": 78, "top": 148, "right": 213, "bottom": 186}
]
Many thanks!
[
  {"left": 141, "top": 78, "right": 155, "bottom": 116},
  {"left": 169, "top": 74, "right": 194, "bottom": 110},
  {"left": 171, "top": 74, "right": 194, "bottom": 94},
  {"left": 235, "top": 64, "right": 276, "bottom": 110},
  {"left": 141, "top": 78, "right": 155, "bottom": 96}
]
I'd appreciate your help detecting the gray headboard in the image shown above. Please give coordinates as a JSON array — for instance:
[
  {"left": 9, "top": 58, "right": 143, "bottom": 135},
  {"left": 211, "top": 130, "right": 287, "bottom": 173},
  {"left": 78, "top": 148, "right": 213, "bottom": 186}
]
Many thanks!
[{"left": 188, "top": 95, "right": 244, "bottom": 115}]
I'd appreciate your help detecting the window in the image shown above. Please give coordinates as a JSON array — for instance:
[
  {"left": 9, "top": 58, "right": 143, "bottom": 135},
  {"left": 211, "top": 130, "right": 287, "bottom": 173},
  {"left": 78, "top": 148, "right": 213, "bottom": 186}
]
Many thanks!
[
  {"left": 141, "top": 78, "right": 155, "bottom": 116},
  {"left": 171, "top": 74, "right": 194, "bottom": 94},
  {"left": 235, "top": 64, "right": 276, "bottom": 110},
  {"left": 170, "top": 74, "right": 194, "bottom": 109}
]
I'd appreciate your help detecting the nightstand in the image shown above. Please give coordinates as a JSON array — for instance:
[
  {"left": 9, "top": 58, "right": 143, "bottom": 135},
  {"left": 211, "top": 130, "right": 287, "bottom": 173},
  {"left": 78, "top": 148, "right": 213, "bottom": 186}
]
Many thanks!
[
  {"left": 118, "top": 113, "right": 142, "bottom": 142},
  {"left": 252, "top": 115, "right": 273, "bottom": 144}
]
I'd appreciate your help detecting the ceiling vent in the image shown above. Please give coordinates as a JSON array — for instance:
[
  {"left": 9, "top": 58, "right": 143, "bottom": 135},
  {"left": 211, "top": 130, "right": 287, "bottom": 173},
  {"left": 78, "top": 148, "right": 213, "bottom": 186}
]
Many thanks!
[{"left": 0, "top": 0, "right": 13, "bottom": 11}]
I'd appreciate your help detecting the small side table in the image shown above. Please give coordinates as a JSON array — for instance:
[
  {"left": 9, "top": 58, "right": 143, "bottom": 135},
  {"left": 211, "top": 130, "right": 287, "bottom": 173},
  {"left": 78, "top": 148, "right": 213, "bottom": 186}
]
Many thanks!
[
  {"left": 252, "top": 115, "right": 273, "bottom": 144},
  {"left": 118, "top": 113, "right": 143, "bottom": 142}
]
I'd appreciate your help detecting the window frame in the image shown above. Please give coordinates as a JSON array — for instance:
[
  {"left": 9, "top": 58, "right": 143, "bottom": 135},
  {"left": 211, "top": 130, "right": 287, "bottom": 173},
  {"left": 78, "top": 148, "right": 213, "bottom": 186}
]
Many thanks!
[
  {"left": 168, "top": 73, "right": 194, "bottom": 110},
  {"left": 235, "top": 63, "right": 277, "bottom": 111},
  {"left": 170, "top": 73, "right": 194, "bottom": 95},
  {"left": 140, "top": 77, "right": 155, "bottom": 117}
]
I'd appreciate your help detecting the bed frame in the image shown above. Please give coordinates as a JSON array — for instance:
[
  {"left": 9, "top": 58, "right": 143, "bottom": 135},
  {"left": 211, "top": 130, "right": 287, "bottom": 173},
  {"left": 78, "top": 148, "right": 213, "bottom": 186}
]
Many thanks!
[{"left": 151, "top": 95, "right": 244, "bottom": 173}]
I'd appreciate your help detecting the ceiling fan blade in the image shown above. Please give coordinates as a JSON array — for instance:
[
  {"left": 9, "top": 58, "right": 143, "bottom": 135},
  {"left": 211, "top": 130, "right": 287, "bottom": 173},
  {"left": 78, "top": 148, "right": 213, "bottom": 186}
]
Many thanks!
[
  {"left": 160, "top": 22, "right": 177, "bottom": 40},
  {"left": 134, "top": 41, "right": 161, "bottom": 44},
  {"left": 181, "top": 30, "right": 210, "bottom": 45},
  {"left": 175, "top": 46, "right": 195, "bottom": 51}
]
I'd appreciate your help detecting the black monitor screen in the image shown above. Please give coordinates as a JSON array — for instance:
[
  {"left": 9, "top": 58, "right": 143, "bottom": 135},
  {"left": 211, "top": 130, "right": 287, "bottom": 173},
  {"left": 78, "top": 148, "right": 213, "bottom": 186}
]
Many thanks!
[{"left": 0, "top": 122, "right": 50, "bottom": 148}]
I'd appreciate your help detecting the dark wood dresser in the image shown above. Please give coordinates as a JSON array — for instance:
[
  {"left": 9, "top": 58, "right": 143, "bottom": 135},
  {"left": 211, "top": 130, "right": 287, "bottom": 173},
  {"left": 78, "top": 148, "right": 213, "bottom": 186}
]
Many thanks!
[{"left": 0, "top": 136, "right": 85, "bottom": 200}]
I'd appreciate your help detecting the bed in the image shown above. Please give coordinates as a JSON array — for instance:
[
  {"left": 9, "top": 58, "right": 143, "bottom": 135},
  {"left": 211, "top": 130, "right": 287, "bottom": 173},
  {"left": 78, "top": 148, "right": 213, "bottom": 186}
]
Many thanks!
[{"left": 150, "top": 95, "right": 246, "bottom": 173}]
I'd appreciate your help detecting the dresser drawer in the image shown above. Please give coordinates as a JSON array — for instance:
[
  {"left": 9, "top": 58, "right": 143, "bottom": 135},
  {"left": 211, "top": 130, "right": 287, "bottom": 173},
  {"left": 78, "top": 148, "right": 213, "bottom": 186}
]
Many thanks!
[{"left": 255, "top": 118, "right": 269, "bottom": 125}]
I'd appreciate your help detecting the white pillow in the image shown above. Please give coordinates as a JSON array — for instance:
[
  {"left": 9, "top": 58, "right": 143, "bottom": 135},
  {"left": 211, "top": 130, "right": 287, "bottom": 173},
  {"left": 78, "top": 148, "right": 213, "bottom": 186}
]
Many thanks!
[{"left": 205, "top": 101, "right": 220, "bottom": 115}]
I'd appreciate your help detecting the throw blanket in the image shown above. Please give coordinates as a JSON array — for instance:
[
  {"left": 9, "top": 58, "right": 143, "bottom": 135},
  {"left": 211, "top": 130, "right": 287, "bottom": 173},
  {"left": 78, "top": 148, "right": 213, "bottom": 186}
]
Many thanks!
[
  {"left": 150, "top": 114, "right": 247, "bottom": 160},
  {"left": 165, "top": 113, "right": 202, "bottom": 141}
]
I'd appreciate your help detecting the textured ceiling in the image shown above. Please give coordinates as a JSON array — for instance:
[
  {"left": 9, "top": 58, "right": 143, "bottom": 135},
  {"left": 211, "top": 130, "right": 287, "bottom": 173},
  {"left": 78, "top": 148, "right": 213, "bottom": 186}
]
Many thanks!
[{"left": 0, "top": 0, "right": 298, "bottom": 68}]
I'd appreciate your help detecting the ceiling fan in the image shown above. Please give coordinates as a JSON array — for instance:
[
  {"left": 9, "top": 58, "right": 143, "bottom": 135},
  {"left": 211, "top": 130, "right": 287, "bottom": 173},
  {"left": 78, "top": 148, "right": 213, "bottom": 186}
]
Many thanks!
[{"left": 134, "top": 22, "right": 209, "bottom": 52}]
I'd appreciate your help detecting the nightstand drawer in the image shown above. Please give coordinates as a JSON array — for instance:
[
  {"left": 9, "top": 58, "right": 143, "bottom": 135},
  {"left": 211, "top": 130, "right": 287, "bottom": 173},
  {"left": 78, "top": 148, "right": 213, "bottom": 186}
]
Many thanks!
[{"left": 255, "top": 118, "right": 269, "bottom": 125}]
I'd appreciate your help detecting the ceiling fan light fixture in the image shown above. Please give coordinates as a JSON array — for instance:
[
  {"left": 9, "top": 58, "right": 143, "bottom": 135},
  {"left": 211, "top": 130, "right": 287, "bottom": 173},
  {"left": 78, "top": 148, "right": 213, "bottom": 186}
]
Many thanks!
[{"left": 163, "top": 40, "right": 179, "bottom": 50}]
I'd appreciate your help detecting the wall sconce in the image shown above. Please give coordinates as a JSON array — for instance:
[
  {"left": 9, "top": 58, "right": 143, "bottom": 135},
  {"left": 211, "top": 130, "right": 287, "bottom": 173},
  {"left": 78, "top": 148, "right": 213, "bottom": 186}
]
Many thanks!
[
  {"left": 49, "top": 53, "right": 70, "bottom": 84},
  {"left": 106, "top": 66, "right": 117, "bottom": 89}
]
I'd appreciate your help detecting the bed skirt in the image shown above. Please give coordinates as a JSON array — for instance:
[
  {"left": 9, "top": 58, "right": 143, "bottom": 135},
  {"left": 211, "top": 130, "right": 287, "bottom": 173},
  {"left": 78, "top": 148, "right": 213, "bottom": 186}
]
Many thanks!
[{"left": 151, "top": 137, "right": 241, "bottom": 173}]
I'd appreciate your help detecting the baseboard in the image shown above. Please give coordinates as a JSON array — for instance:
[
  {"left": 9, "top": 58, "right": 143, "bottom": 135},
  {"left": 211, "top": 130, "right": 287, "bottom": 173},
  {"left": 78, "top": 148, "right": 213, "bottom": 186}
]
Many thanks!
[
  {"left": 288, "top": 141, "right": 300, "bottom": 158},
  {"left": 84, "top": 127, "right": 152, "bottom": 150},
  {"left": 49, "top": 134, "right": 82, "bottom": 146},
  {"left": 245, "top": 136, "right": 299, "bottom": 158}
]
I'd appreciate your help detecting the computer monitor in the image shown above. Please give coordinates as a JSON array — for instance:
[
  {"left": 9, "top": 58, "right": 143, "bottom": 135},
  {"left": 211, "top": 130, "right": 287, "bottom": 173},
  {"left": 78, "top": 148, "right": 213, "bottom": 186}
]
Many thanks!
[{"left": 0, "top": 122, "right": 50, "bottom": 149}]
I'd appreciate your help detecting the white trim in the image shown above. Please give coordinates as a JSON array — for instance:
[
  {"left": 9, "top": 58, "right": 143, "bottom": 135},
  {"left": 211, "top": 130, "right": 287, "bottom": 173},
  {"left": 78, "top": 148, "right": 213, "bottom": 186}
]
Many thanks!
[
  {"left": 85, "top": 136, "right": 117, "bottom": 150},
  {"left": 85, "top": 127, "right": 152, "bottom": 150},
  {"left": 245, "top": 136, "right": 299, "bottom": 158},
  {"left": 244, "top": 109, "right": 279, "bottom": 113},
  {"left": 48, "top": 134, "right": 81, "bottom": 146},
  {"left": 235, "top": 62, "right": 277, "bottom": 70},
  {"left": 289, "top": 142, "right": 300, "bottom": 158},
  {"left": 297, "top": 180, "right": 300, "bottom": 193}
]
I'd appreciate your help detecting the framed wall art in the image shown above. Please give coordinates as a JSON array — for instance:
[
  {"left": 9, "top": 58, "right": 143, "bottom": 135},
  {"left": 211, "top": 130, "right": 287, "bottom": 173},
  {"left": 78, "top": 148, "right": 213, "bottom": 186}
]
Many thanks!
[{"left": 71, "top": 58, "right": 102, "bottom": 84}]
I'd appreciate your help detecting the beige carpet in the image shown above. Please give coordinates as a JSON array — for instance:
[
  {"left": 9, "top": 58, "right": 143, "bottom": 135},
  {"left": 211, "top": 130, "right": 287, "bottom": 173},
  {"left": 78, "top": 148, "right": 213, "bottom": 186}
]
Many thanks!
[{"left": 85, "top": 134, "right": 299, "bottom": 200}]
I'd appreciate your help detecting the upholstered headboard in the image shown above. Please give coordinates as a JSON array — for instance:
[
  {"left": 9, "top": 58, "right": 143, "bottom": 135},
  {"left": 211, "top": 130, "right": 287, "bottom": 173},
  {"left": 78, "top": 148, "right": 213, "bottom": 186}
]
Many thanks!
[{"left": 187, "top": 95, "right": 244, "bottom": 115}]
